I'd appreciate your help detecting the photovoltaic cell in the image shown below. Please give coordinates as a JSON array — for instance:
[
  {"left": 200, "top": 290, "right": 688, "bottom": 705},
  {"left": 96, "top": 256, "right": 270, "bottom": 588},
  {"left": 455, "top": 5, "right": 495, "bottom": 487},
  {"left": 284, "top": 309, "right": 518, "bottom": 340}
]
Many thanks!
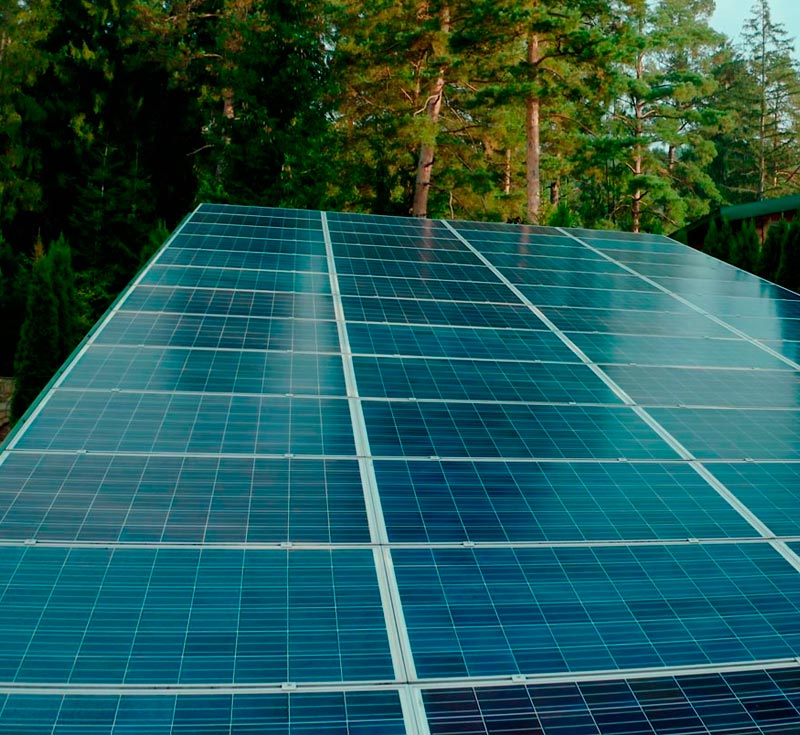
[
  {"left": 346, "top": 322, "right": 577, "bottom": 362},
  {"left": 722, "top": 314, "right": 800, "bottom": 341},
  {"left": 519, "top": 285, "right": 680, "bottom": 311},
  {"left": 140, "top": 264, "right": 331, "bottom": 294},
  {"left": 340, "top": 295, "right": 549, "bottom": 329},
  {"left": 335, "top": 256, "right": 494, "bottom": 282},
  {"left": 648, "top": 407, "right": 800, "bottom": 460},
  {"left": 158, "top": 243, "right": 329, "bottom": 272},
  {"left": 487, "top": 252, "right": 626, "bottom": 275},
  {"left": 122, "top": 285, "right": 335, "bottom": 320},
  {"left": 704, "top": 463, "right": 800, "bottom": 538},
  {"left": 603, "top": 364, "right": 800, "bottom": 408},
  {"left": 337, "top": 273, "right": 515, "bottom": 303},
  {"left": 542, "top": 305, "right": 733, "bottom": 337}
]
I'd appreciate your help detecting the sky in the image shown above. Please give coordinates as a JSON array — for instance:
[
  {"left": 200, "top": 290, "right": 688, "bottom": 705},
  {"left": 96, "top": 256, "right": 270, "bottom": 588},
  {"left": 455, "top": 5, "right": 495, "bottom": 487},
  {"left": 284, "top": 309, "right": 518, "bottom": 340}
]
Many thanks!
[{"left": 711, "top": 0, "right": 800, "bottom": 54}]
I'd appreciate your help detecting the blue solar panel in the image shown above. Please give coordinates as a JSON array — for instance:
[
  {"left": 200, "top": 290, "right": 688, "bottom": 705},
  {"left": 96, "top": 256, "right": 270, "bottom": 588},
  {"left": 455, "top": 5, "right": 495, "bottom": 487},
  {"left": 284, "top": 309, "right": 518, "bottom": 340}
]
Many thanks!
[
  {"left": 603, "top": 365, "right": 800, "bottom": 408},
  {"left": 95, "top": 312, "right": 340, "bottom": 352},
  {"left": 5, "top": 203, "right": 800, "bottom": 733},
  {"left": 159, "top": 243, "right": 329, "bottom": 272},
  {"left": 141, "top": 264, "right": 332, "bottom": 293},
  {"left": 353, "top": 357, "right": 621, "bottom": 404},
  {"left": 0, "top": 454, "right": 369, "bottom": 542},
  {"left": 14, "top": 392, "right": 355, "bottom": 455},
  {"left": 648, "top": 407, "right": 800, "bottom": 460},
  {"left": 347, "top": 322, "right": 576, "bottom": 362},
  {"left": 424, "top": 668, "right": 800, "bottom": 735},
  {"left": 0, "top": 547, "right": 392, "bottom": 684},
  {"left": 542, "top": 305, "right": 733, "bottom": 337},
  {"left": 570, "top": 332, "right": 789, "bottom": 369},
  {"left": 338, "top": 273, "right": 514, "bottom": 302},
  {"left": 362, "top": 402, "right": 678, "bottom": 459},
  {"left": 0, "top": 691, "right": 407, "bottom": 734},
  {"left": 395, "top": 544, "right": 800, "bottom": 678},
  {"left": 376, "top": 460, "right": 754, "bottom": 542},
  {"left": 123, "top": 286, "right": 336, "bottom": 320},
  {"left": 61, "top": 345, "right": 347, "bottom": 395}
]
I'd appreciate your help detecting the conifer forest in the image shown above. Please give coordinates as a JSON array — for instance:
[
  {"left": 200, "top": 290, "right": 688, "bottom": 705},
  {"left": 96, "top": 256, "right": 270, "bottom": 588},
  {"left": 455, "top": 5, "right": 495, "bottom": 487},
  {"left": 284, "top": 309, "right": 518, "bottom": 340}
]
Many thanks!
[{"left": 1, "top": 0, "right": 800, "bottom": 422}]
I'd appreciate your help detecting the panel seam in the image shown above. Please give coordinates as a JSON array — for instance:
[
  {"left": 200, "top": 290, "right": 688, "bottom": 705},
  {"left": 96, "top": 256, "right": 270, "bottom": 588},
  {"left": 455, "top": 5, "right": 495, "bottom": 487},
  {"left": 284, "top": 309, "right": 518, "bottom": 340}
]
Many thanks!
[
  {"left": 1, "top": 656, "right": 797, "bottom": 695},
  {"left": 321, "top": 212, "right": 424, "bottom": 735}
]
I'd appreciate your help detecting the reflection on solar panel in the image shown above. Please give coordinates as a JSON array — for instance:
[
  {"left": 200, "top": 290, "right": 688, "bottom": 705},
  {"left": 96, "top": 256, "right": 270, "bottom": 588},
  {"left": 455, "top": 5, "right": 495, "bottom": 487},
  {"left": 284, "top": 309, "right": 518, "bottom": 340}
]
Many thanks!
[{"left": 3, "top": 204, "right": 800, "bottom": 733}]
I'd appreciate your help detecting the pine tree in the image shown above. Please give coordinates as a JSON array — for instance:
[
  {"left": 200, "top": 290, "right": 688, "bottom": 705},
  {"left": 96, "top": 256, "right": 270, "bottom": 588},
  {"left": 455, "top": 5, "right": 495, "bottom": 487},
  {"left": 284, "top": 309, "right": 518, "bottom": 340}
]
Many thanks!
[
  {"left": 730, "top": 219, "right": 760, "bottom": 272},
  {"left": 758, "top": 218, "right": 789, "bottom": 279},
  {"left": 10, "top": 252, "right": 60, "bottom": 422},
  {"left": 703, "top": 217, "right": 721, "bottom": 257},
  {"left": 0, "top": 0, "right": 51, "bottom": 223},
  {"left": 776, "top": 219, "right": 800, "bottom": 291},
  {"left": 48, "top": 235, "right": 82, "bottom": 361},
  {"left": 717, "top": 218, "right": 734, "bottom": 262},
  {"left": 0, "top": 234, "right": 29, "bottom": 375},
  {"left": 604, "top": 0, "right": 725, "bottom": 233},
  {"left": 740, "top": 0, "right": 800, "bottom": 199}
]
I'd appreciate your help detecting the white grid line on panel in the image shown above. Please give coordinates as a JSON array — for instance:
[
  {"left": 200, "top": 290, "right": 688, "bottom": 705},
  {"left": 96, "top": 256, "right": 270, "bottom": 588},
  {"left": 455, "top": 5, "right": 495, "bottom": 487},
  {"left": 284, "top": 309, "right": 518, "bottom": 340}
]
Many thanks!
[{"left": 3, "top": 536, "right": 796, "bottom": 552}]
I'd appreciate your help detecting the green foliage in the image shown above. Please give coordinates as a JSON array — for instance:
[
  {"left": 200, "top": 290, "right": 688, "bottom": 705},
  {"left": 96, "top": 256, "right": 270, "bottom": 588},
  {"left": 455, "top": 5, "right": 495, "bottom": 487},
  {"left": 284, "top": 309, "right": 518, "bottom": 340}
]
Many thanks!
[
  {"left": 48, "top": 235, "right": 83, "bottom": 360},
  {"left": 0, "top": 234, "right": 29, "bottom": 375},
  {"left": 758, "top": 219, "right": 789, "bottom": 280},
  {"left": 10, "top": 253, "right": 60, "bottom": 422},
  {"left": 702, "top": 218, "right": 720, "bottom": 257},
  {"left": 776, "top": 219, "right": 800, "bottom": 292},
  {"left": 715, "top": 218, "right": 734, "bottom": 262},
  {"left": 548, "top": 204, "right": 580, "bottom": 228},
  {"left": 139, "top": 220, "right": 171, "bottom": 268},
  {"left": 730, "top": 219, "right": 760, "bottom": 272}
]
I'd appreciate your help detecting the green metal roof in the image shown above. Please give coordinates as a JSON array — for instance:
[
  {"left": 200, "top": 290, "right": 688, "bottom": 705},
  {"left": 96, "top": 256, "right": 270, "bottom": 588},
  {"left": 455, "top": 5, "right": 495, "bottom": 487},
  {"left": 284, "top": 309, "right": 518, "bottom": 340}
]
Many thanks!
[{"left": 720, "top": 193, "right": 800, "bottom": 222}]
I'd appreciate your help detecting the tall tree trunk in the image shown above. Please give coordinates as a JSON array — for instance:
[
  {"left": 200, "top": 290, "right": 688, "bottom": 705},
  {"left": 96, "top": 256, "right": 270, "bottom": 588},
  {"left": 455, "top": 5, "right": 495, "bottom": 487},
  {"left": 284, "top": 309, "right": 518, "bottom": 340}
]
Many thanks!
[
  {"left": 631, "top": 51, "right": 645, "bottom": 234},
  {"left": 550, "top": 179, "right": 560, "bottom": 207},
  {"left": 757, "top": 5, "right": 767, "bottom": 199},
  {"left": 526, "top": 33, "right": 541, "bottom": 224},
  {"left": 503, "top": 148, "right": 512, "bottom": 195},
  {"left": 412, "top": 5, "right": 450, "bottom": 218}
]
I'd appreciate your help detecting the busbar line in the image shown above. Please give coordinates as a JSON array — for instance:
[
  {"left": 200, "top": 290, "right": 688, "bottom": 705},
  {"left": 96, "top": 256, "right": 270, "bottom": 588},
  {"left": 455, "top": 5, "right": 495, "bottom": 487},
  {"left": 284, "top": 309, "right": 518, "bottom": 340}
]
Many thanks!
[{"left": 0, "top": 656, "right": 798, "bottom": 696}]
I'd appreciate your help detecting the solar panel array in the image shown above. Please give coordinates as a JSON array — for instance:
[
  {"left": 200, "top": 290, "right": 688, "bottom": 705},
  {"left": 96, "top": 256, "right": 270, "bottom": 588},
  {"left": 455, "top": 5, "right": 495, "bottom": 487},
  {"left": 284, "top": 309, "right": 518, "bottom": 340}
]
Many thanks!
[{"left": 3, "top": 204, "right": 800, "bottom": 733}]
